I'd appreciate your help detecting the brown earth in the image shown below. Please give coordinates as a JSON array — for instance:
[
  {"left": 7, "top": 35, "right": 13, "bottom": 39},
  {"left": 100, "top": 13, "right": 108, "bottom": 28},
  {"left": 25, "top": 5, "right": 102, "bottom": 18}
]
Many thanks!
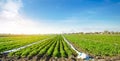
[
  {"left": 0, "top": 54, "right": 84, "bottom": 61},
  {"left": 0, "top": 53, "right": 120, "bottom": 61}
]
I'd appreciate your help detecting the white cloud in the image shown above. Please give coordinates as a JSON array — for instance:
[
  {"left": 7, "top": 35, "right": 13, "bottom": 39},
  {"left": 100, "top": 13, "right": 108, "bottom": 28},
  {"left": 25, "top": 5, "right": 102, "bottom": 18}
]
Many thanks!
[
  {"left": 0, "top": 0, "right": 86, "bottom": 34},
  {"left": 0, "top": 0, "right": 119, "bottom": 34},
  {"left": 0, "top": 0, "right": 58, "bottom": 34}
]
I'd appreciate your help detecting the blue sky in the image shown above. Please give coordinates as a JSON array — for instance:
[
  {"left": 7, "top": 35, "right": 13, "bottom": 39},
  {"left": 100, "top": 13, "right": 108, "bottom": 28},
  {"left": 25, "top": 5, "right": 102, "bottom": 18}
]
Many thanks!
[
  {"left": 22, "top": 0, "right": 120, "bottom": 28},
  {"left": 0, "top": 0, "right": 120, "bottom": 34},
  {"left": 22, "top": 0, "right": 120, "bottom": 21}
]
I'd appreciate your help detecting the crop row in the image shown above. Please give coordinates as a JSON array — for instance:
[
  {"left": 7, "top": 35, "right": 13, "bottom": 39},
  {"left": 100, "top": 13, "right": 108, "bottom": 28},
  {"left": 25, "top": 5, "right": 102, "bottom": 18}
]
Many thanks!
[
  {"left": 8, "top": 35, "right": 77, "bottom": 58},
  {"left": 0, "top": 35, "right": 53, "bottom": 52},
  {"left": 64, "top": 34, "right": 120, "bottom": 56}
]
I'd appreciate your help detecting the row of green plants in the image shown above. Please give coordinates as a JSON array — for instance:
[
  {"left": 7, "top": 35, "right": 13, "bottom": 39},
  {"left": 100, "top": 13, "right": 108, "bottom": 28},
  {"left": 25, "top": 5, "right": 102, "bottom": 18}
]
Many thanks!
[
  {"left": 0, "top": 35, "right": 52, "bottom": 52},
  {"left": 8, "top": 35, "right": 77, "bottom": 58},
  {"left": 64, "top": 34, "right": 120, "bottom": 56}
]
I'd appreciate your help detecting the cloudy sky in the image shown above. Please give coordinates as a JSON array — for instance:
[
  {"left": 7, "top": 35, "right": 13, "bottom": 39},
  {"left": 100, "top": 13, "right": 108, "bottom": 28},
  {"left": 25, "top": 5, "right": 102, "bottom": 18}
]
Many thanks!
[{"left": 0, "top": 0, "right": 120, "bottom": 34}]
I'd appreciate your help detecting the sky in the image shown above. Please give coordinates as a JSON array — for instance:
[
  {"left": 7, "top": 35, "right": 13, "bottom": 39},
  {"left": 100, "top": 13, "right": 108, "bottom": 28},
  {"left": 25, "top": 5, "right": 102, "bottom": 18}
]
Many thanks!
[{"left": 0, "top": 0, "right": 120, "bottom": 34}]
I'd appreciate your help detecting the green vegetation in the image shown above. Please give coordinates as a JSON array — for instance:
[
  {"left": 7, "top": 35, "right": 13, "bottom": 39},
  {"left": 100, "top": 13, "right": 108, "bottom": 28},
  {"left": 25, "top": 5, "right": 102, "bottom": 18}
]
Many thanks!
[
  {"left": 3, "top": 33, "right": 119, "bottom": 59},
  {"left": 60, "top": 39, "right": 66, "bottom": 57},
  {"left": 8, "top": 35, "right": 76, "bottom": 58},
  {"left": 64, "top": 34, "right": 120, "bottom": 56},
  {"left": 0, "top": 35, "right": 52, "bottom": 52}
]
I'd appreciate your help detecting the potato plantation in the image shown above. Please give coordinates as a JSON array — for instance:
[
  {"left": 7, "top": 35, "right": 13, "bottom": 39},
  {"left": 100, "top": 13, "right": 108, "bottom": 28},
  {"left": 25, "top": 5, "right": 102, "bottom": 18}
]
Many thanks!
[
  {"left": 64, "top": 34, "right": 120, "bottom": 60},
  {"left": 8, "top": 35, "right": 77, "bottom": 58},
  {"left": 0, "top": 35, "right": 51, "bottom": 52},
  {"left": 0, "top": 34, "right": 120, "bottom": 61}
]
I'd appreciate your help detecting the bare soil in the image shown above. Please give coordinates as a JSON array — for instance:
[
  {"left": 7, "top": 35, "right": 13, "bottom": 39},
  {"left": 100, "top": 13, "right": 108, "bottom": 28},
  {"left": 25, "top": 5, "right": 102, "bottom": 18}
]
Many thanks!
[
  {"left": 0, "top": 53, "right": 120, "bottom": 61},
  {"left": 0, "top": 54, "right": 84, "bottom": 61}
]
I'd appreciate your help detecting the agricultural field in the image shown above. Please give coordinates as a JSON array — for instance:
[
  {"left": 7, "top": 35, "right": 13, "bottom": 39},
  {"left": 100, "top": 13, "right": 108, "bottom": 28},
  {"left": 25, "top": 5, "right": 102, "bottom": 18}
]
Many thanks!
[
  {"left": 0, "top": 35, "right": 79, "bottom": 61},
  {"left": 0, "top": 34, "right": 53, "bottom": 53},
  {"left": 64, "top": 34, "right": 120, "bottom": 61},
  {"left": 0, "top": 34, "right": 120, "bottom": 61}
]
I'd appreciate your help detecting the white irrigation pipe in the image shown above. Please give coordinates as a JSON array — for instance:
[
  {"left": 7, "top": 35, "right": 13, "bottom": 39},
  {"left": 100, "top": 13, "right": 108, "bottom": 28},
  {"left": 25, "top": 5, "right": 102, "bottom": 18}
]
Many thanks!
[
  {"left": 62, "top": 35, "right": 92, "bottom": 60},
  {"left": 1, "top": 37, "right": 54, "bottom": 54}
]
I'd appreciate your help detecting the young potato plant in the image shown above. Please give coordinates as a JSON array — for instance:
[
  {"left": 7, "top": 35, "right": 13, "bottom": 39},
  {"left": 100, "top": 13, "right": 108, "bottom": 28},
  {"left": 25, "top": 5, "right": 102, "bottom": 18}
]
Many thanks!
[{"left": 8, "top": 35, "right": 76, "bottom": 59}]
